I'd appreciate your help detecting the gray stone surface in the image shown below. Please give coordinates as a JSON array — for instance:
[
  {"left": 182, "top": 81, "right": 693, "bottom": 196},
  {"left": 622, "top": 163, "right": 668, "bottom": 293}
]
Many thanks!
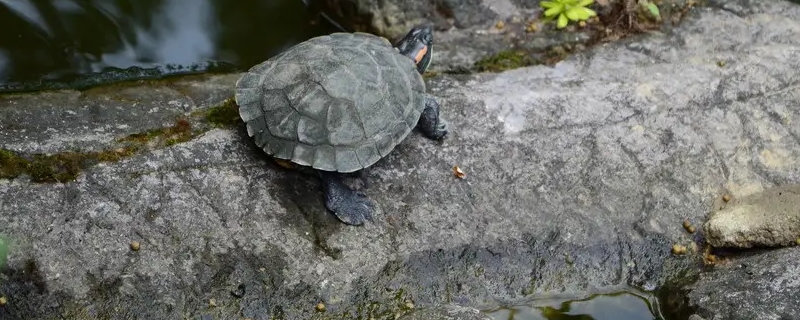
[
  {"left": 704, "top": 184, "right": 800, "bottom": 248},
  {"left": 679, "top": 248, "right": 800, "bottom": 320},
  {"left": 316, "top": 0, "right": 504, "bottom": 39},
  {"left": 398, "top": 304, "right": 492, "bottom": 320},
  {"left": 1, "top": 1, "right": 800, "bottom": 320},
  {"left": 0, "top": 74, "right": 234, "bottom": 154},
  {"left": 316, "top": 0, "right": 696, "bottom": 72},
  {"left": 316, "top": 0, "right": 515, "bottom": 72}
]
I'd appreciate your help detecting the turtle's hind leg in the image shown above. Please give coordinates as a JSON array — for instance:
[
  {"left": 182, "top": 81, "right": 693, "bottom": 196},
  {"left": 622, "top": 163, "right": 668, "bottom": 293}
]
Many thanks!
[
  {"left": 417, "top": 94, "right": 449, "bottom": 140},
  {"left": 359, "top": 168, "right": 370, "bottom": 189},
  {"left": 318, "top": 170, "right": 376, "bottom": 225}
]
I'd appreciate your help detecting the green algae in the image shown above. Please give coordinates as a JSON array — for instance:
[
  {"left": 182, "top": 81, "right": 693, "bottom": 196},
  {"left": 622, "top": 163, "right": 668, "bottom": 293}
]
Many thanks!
[
  {"left": 0, "top": 236, "right": 8, "bottom": 269},
  {"left": 306, "top": 288, "right": 416, "bottom": 320},
  {"left": 474, "top": 50, "right": 537, "bottom": 72},
  {"left": 0, "top": 147, "right": 137, "bottom": 183},
  {"left": 199, "top": 98, "right": 241, "bottom": 127},
  {"left": 0, "top": 94, "right": 240, "bottom": 184},
  {"left": 422, "top": 71, "right": 440, "bottom": 79},
  {"left": 118, "top": 118, "right": 193, "bottom": 145},
  {"left": 0, "top": 149, "right": 28, "bottom": 180},
  {"left": 0, "top": 119, "right": 194, "bottom": 183},
  {"left": 471, "top": 46, "right": 580, "bottom": 73}
]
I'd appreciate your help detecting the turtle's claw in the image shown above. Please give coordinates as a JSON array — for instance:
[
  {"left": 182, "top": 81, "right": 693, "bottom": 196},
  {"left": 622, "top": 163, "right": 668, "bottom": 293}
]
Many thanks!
[
  {"left": 433, "top": 121, "right": 448, "bottom": 140},
  {"left": 328, "top": 189, "right": 375, "bottom": 225},
  {"left": 319, "top": 171, "right": 376, "bottom": 225}
]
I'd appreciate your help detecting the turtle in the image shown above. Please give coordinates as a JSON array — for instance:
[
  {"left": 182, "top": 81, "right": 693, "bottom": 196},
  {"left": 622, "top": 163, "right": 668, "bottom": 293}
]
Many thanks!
[{"left": 234, "top": 25, "right": 448, "bottom": 226}]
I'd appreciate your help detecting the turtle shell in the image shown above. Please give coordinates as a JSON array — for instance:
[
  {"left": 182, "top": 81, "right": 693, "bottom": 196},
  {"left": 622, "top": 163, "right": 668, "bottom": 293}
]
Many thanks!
[{"left": 235, "top": 32, "right": 427, "bottom": 173}]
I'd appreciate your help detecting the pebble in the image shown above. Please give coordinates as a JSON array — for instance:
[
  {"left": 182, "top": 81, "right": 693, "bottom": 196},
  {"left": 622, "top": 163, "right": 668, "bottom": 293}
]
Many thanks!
[
  {"left": 683, "top": 219, "right": 696, "bottom": 233},
  {"left": 231, "top": 284, "right": 246, "bottom": 298}
]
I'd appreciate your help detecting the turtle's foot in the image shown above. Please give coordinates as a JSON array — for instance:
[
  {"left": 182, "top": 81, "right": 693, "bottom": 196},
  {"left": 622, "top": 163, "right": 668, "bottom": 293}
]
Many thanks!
[
  {"left": 359, "top": 168, "right": 371, "bottom": 189},
  {"left": 418, "top": 94, "right": 448, "bottom": 140},
  {"left": 318, "top": 170, "right": 376, "bottom": 225}
]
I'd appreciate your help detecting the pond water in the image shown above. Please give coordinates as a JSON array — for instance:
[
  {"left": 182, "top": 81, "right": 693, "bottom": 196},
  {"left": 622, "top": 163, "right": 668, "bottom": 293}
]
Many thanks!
[
  {"left": 0, "top": 0, "right": 338, "bottom": 92},
  {"left": 484, "top": 290, "right": 664, "bottom": 320}
]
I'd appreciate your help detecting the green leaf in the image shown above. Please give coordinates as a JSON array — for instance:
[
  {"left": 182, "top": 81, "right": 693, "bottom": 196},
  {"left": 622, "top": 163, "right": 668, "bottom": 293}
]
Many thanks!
[
  {"left": 646, "top": 2, "right": 661, "bottom": 18},
  {"left": 565, "top": 8, "right": 581, "bottom": 21},
  {"left": 544, "top": 5, "right": 564, "bottom": 17},
  {"left": 576, "top": 0, "right": 595, "bottom": 7},
  {"left": 557, "top": 13, "right": 569, "bottom": 28},
  {"left": 540, "top": 1, "right": 559, "bottom": 8},
  {"left": 575, "top": 7, "right": 597, "bottom": 19}
]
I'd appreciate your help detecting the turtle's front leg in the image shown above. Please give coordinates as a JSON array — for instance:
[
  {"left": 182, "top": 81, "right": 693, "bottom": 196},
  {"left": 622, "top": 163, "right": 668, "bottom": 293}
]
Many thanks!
[
  {"left": 318, "top": 170, "right": 375, "bottom": 225},
  {"left": 417, "top": 94, "right": 448, "bottom": 140}
]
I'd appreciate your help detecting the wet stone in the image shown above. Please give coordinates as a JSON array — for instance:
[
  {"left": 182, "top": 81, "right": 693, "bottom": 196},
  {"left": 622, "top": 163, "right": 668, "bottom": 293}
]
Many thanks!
[{"left": 1, "top": 1, "right": 800, "bottom": 319}]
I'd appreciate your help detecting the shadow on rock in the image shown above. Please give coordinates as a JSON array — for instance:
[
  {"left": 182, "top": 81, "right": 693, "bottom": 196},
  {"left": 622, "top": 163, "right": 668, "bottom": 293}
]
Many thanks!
[
  {"left": 0, "top": 260, "right": 70, "bottom": 320},
  {"left": 0, "top": 244, "right": 323, "bottom": 320},
  {"left": 660, "top": 247, "right": 800, "bottom": 320},
  {"left": 234, "top": 122, "right": 347, "bottom": 260},
  {"left": 335, "top": 231, "right": 676, "bottom": 318}
]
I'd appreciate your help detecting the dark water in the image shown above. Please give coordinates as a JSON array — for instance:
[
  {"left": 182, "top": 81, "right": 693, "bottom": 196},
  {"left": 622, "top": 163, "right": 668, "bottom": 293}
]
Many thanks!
[
  {"left": 0, "top": 0, "right": 338, "bottom": 92},
  {"left": 485, "top": 290, "right": 664, "bottom": 320}
]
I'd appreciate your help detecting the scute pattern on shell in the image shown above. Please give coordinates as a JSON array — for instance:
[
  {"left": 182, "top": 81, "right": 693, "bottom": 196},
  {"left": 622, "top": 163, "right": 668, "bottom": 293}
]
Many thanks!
[{"left": 235, "top": 32, "right": 427, "bottom": 173}]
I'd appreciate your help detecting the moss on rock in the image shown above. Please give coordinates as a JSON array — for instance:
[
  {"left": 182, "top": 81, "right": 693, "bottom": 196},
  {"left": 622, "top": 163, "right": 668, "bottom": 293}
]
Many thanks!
[
  {"left": 307, "top": 288, "right": 416, "bottom": 320},
  {"left": 118, "top": 118, "right": 193, "bottom": 145},
  {"left": 0, "top": 149, "right": 28, "bottom": 179},
  {"left": 201, "top": 98, "right": 241, "bottom": 127},
  {"left": 1, "top": 118, "right": 196, "bottom": 183},
  {"left": 0, "top": 148, "right": 140, "bottom": 183},
  {"left": 474, "top": 50, "right": 536, "bottom": 72}
]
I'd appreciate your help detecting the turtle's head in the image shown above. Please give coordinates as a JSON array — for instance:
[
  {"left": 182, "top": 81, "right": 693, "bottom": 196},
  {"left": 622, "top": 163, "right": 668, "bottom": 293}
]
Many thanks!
[{"left": 394, "top": 24, "right": 433, "bottom": 74}]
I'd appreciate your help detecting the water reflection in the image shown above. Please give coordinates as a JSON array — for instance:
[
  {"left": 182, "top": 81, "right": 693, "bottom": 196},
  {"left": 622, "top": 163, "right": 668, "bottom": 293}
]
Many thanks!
[
  {"left": 485, "top": 291, "right": 663, "bottom": 320},
  {"left": 0, "top": 0, "right": 336, "bottom": 90},
  {"left": 99, "top": 0, "right": 217, "bottom": 70}
]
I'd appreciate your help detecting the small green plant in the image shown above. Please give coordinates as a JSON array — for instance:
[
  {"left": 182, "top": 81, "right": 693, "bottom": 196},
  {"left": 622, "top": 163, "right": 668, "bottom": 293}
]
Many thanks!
[
  {"left": 638, "top": 0, "right": 661, "bottom": 20},
  {"left": 541, "top": 0, "right": 598, "bottom": 29}
]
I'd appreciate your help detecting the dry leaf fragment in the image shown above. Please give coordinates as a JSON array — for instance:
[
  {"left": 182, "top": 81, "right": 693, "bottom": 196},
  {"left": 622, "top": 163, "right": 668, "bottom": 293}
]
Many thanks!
[{"left": 453, "top": 166, "right": 466, "bottom": 179}]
